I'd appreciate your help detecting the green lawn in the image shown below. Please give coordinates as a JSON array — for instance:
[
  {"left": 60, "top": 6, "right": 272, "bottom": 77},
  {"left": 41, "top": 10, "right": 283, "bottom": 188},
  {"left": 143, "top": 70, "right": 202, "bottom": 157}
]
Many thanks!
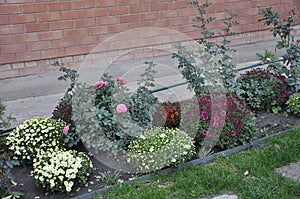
[{"left": 94, "top": 128, "right": 300, "bottom": 199}]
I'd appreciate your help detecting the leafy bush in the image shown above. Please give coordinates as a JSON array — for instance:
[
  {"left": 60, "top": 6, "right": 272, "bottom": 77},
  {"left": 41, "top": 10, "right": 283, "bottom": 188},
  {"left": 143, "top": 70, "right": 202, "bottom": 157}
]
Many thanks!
[
  {"left": 6, "top": 117, "right": 67, "bottom": 164},
  {"left": 31, "top": 149, "right": 93, "bottom": 193},
  {"left": 183, "top": 92, "right": 257, "bottom": 150},
  {"left": 259, "top": 7, "right": 300, "bottom": 93},
  {"left": 72, "top": 63, "right": 159, "bottom": 156},
  {"left": 286, "top": 93, "right": 300, "bottom": 116},
  {"left": 52, "top": 61, "right": 80, "bottom": 148},
  {"left": 237, "top": 68, "right": 289, "bottom": 113},
  {"left": 154, "top": 101, "right": 181, "bottom": 128},
  {"left": 0, "top": 99, "right": 15, "bottom": 130},
  {"left": 52, "top": 94, "right": 79, "bottom": 148},
  {"left": 127, "top": 127, "right": 195, "bottom": 173},
  {"left": 0, "top": 100, "right": 22, "bottom": 199}
]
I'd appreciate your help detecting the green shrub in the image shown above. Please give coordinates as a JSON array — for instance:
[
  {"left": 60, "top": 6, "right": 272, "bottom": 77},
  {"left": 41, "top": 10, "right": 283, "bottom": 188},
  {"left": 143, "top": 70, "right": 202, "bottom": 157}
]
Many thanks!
[
  {"left": 127, "top": 127, "right": 195, "bottom": 173},
  {"left": 6, "top": 117, "right": 67, "bottom": 164},
  {"left": 286, "top": 93, "right": 300, "bottom": 116},
  {"left": 0, "top": 100, "right": 22, "bottom": 199},
  {"left": 52, "top": 94, "right": 79, "bottom": 148},
  {"left": 72, "top": 63, "right": 158, "bottom": 157},
  {"left": 237, "top": 68, "right": 289, "bottom": 113},
  {"left": 31, "top": 149, "right": 93, "bottom": 193}
]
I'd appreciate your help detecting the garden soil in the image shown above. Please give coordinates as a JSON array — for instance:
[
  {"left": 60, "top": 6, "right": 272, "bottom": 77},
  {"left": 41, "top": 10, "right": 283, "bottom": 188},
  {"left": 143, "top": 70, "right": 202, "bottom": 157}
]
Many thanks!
[{"left": 10, "top": 108, "right": 300, "bottom": 199}]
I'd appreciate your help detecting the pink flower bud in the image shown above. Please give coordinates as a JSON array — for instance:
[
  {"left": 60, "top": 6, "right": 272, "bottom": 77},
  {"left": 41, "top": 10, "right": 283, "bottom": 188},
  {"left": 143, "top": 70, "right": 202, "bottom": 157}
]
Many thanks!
[
  {"left": 116, "top": 77, "right": 126, "bottom": 85},
  {"left": 95, "top": 81, "right": 105, "bottom": 88},
  {"left": 63, "top": 125, "right": 69, "bottom": 135},
  {"left": 116, "top": 104, "right": 127, "bottom": 114}
]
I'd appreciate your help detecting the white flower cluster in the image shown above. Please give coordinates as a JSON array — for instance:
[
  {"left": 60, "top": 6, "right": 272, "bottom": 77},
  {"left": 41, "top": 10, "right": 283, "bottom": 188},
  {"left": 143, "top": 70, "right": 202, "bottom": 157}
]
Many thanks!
[
  {"left": 31, "top": 149, "right": 93, "bottom": 192},
  {"left": 127, "top": 127, "right": 195, "bottom": 173},
  {"left": 6, "top": 117, "right": 66, "bottom": 164}
]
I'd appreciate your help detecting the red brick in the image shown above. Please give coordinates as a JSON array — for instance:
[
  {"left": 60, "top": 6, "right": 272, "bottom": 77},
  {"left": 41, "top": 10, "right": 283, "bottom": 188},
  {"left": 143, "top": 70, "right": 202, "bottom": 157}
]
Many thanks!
[
  {"left": 98, "top": 16, "right": 118, "bottom": 25},
  {"left": 238, "top": 8, "right": 259, "bottom": 17},
  {"left": 129, "top": 21, "right": 153, "bottom": 29},
  {"left": 25, "top": 23, "right": 49, "bottom": 32},
  {"left": 76, "top": 36, "right": 98, "bottom": 45},
  {"left": 129, "top": 5, "right": 148, "bottom": 13},
  {"left": 52, "top": 38, "right": 76, "bottom": 48},
  {"left": 109, "top": 24, "right": 130, "bottom": 33},
  {"left": 96, "top": 0, "right": 117, "bottom": 7},
  {"left": 16, "top": 51, "right": 41, "bottom": 62},
  {"left": 169, "top": 17, "right": 188, "bottom": 26},
  {"left": 19, "top": 66, "right": 44, "bottom": 76},
  {"left": 118, "top": 0, "right": 139, "bottom": 5},
  {"left": 160, "top": 10, "right": 178, "bottom": 18},
  {"left": 50, "top": 21, "right": 73, "bottom": 30},
  {"left": 72, "top": 0, "right": 94, "bottom": 9},
  {"left": 87, "top": 26, "right": 109, "bottom": 35},
  {"left": 0, "top": 5, "right": 21, "bottom": 14},
  {"left": 140, "top": 12, "right": 159, "bottom": 21},
  {"left": 14, "top": 33, "right": 38, "bottom": 42},
  {"left": 140, "top": 0, "right": 157, "bottom": 3},
  {"left": 63, "top": 29, "right": 86, "bottom": 38},
  {"left": 179, "top": 8, "right": 198, "bottom": 17},
  {"left": 168, "top": 1, "right": 186, "bottom": 9},
  {"left": 22, "top": 3, "right": 47, "bottom": 13},
  {"left": 108, "top": 6, "right": 129, "bottom": 15},
  {"left": 28, "top": 41, "right": 52, "bottom": 50},
  {"left": 12, "top": 63, "right": 25, "bottom": 69},
  {"left": 86, "top": 8, "right": 107, "bottom": 17},
  {"left": 48, "top": 2, "right": 71, "bottom": 11},
  {"left": 74, "top": 18, "right": 96, "bottom": 28},
  {"left": 5, "top": 0, "right": 33, "bottom": 3},
  {"left": 240, "top": 24, "right": 258, "bottom": 33},
  {"left": 0, "top": 64, "right": 11, "bottom": 71},
  {"left": 62, "top": 10, "right": 85, "bottom": 20},
  {"left": 2, "top": 44, "right": 27, "bottom": 54},
  {"left": 0, "top": 16, "right": 10, "bottom": 25},
  {"left": 0, "top": 25, "right": 23, "bottom": 34},
  {"left": 42, "top": 49, "right": 65, "bottom": 59},
  {"left": 11, "top": 14, "right": 36, "bottom": 24},
  {"left": 39, "top": 31, "right": 63, "bottom": 40},
  {"left": 66, "top": 46, "right": 89, "bottom": 56},
  {"left": 152, "top": 19, "right": 170, "bottom": 27},
  {"left": 0, "top": 70, "right": 19, "bottom": 79},
  {"left": 38, "top": 12, "right": 61, "bottom": 22},
  {"left": 120, "top": 14, "right": 139, "bottom": 23},
  {"left": 0, "top": 35, "right": 13, "bottom": 44},
  {"left": 0, "top": 54, "right": 16, "bottom": 64},
  {"left": 150, "top": 3, "right": 168, "bottom": 11}
]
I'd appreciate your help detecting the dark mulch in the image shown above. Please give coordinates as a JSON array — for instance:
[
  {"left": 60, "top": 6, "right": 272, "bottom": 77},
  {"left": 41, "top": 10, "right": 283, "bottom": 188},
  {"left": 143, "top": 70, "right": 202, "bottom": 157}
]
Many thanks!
[{"left": 10, "top": 108, "right": 300, "bottom": 199}]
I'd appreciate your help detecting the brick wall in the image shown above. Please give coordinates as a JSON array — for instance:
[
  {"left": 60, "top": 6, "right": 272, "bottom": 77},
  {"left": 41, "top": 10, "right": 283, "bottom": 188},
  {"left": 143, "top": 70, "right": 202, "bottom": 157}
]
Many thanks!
[{"left": 0, "top": 0, "right": 299, "bottom": 79}]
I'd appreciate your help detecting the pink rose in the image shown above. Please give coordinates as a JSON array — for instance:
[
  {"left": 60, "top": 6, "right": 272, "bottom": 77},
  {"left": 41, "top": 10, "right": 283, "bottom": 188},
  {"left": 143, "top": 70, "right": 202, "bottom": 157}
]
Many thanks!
[
  {"left": 63, "top": 125, "right": 69, "bottom": 135},
  {"left": 116, "top": 77, "right": 126, "bottom": 85},
  {"left": 116, "top": 104, "right": 127, "bottom": 114},
  {"left": 95, "top": 81, "right": 105, "bottom": 88}
]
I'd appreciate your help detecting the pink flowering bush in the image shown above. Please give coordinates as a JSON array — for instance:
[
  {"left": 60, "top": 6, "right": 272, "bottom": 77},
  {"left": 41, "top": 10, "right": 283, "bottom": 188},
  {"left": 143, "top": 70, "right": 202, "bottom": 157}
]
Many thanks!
[
  {"left": 93, "top": 73, "right": 158, "bottom": 150},
  {"left": 237, "top": 68, "right": 289, "bottom": 113},
  {"left": 182, "top": 92, "right": 258, "bottom": 150}
]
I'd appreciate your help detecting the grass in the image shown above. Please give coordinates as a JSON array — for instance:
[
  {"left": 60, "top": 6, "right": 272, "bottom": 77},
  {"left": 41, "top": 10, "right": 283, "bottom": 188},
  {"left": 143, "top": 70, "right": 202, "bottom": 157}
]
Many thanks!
[{"left": 93, "top": 128, "right": 300, "bottom": 199}]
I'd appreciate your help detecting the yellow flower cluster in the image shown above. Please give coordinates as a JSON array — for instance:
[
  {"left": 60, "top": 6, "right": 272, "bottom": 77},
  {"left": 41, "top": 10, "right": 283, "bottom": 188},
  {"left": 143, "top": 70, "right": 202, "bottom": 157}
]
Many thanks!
[
  {"left": 32, "top": 150, "right": 93, "bottom": 193},
  {"left": 6, "top": 117, "right": 66, "bottom": 164},
  {"left": 127, "top": 127, "right": 195, "bottom": 173}
]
